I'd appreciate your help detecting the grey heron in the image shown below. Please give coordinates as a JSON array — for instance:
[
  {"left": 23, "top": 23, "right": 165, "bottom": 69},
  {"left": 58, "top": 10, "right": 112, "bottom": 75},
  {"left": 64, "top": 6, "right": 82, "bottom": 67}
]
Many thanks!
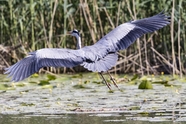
[
  {"left": 69, "top": 29, "right": 118, "bottom": 89},
  {"left": 5, "top": 11, "right": 170, "bottom": 89}
]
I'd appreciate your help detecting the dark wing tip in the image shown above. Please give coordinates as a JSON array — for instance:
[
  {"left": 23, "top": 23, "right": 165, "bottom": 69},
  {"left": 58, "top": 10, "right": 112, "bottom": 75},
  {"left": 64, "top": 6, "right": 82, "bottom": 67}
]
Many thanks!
[
  {"left": 157, "top": 10, "right": 171, "bottom": 22},
  {"left": 4, "top": 55, "right": 38, "bottom": 82}
]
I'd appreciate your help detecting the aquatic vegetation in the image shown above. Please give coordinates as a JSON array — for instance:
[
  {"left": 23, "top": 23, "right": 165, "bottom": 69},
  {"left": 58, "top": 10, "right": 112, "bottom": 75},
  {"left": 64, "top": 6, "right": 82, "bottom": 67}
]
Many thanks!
[
  {"left": 138, "top": 80, "right": 153, "bottom": 89},
  {"left": 0, "top": 73, "right": 186, "bottom": 123},
  {"left": 47, "top": 74, "right": 57, "bottom": 81}
]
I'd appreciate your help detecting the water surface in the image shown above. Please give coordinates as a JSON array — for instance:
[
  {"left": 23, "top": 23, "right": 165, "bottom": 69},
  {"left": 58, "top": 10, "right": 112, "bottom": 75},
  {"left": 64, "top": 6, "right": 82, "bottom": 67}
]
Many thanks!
[{"left": 0, "top": 73, "right": 186, "bottom": 123}]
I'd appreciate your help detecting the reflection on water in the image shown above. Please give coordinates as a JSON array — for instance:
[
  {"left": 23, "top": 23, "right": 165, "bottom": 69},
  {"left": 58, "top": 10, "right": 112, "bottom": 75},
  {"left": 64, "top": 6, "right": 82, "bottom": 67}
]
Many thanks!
[{"left": 0, "top": 113, "right": 182, "bottom": 124}]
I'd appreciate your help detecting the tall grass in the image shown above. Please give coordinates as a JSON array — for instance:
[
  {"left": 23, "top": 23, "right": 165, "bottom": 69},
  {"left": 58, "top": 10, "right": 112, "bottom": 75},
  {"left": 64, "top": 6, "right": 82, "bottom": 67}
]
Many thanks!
[{"left": 0, "top": 0, "right": 185, "bottom": 76}]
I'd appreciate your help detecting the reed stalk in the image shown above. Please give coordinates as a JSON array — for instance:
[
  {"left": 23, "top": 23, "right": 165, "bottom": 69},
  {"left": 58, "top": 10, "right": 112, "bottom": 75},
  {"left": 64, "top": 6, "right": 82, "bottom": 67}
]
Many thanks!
[{"left": 0, "top": 0, "right": 185, "bottom": 76}]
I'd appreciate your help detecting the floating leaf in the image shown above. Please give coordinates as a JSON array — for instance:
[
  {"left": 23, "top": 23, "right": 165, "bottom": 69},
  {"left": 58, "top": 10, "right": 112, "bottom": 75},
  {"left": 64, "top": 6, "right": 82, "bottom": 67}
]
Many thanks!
[
  {"left": 138, "top": 80, "right": 153, "bottom": 89},
  {"left": 29, "top": 81, "right": 38, "bottom": 84},
  {"left": 164, "top": 84, "right": 173, "bottom": 87},
  {"left": 20, "top": 90, "right": 29, "bottom": 93},
  {"left": 92, "top": 81, "right": 102, "bottom": 84},
  {"left": 38, "top": 80, "right": 50, "bottom": 86},
  {"left": 21, "top": 102, "right": 35, "bottom": 106},
  {"left": 152, "top": 80, "right": 168, "bottom": 84},
  {"left": 41, "top": 85, "right": 53, "bottom": 89},
  {"left": 6, "top": 87, "right": 16, "bottom": 90},
  {"left": 163, "top": 99, "right": 167, "bottom": 102},
  {"left": 83, "top": 80, "right": 90, "bottom": 84},
  {"left": 31, "top": 73, "right": 39, "bottom": 78},
  {"left": 129, "top": 106, "right": 140, "bottom": 110},
  {"left": 0, "top": 84, "right": 8, "bottom": 90},
  {"left": 20, "top": 90, "right": 29, "bottom": 94},
  {"left": 71, "top": 73, "right": 83, "bottom": 78},
  {"left": 47, "top": 74, "right": 56, "bottom": 81},
  {"left": 15, "top": 83, "right": 25, "bottom": 87},
  {"left": 108, "top": 90, "right": 114, "bottom": 93},
  {"left": 139, "top": 112, "right": 149, "bottom": 115},
  {"left": 73, "top": 84, "right": 85, "bottom": 89}
]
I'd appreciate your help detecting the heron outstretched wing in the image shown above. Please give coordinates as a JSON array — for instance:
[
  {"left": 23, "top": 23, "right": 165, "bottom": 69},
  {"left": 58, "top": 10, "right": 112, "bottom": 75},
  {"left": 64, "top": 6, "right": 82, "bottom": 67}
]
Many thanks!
[
  {"left": 95, "top": 11, "right": 170, "bottom": 51},
  {"left": 80, "top": 12, "right": 170, "bottom": 72},
  {"left": 5, "top": 48, "right": 84, "bottom": 82}
]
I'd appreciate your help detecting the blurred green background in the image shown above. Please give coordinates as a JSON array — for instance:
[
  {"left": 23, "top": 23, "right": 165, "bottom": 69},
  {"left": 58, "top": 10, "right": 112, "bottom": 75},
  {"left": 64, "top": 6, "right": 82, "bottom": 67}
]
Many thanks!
[{"left": 0, "top": 0, "right": 185, "bottom": 76}]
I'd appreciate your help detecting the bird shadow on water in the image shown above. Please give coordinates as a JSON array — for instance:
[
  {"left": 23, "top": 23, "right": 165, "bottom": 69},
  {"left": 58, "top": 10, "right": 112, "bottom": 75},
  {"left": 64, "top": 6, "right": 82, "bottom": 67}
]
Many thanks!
[{"left": 0, "top": 73, "right": 186, "bottom": 123}]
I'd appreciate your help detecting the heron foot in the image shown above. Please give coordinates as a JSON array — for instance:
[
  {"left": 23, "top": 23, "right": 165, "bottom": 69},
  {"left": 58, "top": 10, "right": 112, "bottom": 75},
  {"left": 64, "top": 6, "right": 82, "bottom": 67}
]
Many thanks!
[
  {"left": 99, "top": 72, "right": 121, "bottom": 91},
  {"left": 107, "top": 71, "right": 120, "bottom": 90},
  {"left": 99, "top": 72, "right": 112, "bottom": 90}
]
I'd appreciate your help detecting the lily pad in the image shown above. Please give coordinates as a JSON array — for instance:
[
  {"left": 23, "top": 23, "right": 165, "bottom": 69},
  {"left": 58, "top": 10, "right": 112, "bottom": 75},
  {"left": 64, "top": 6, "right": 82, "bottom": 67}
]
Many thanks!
[
  {"left": 41, "top": 84, "right": 54, "bottom": 89},
  {"left": 31, "top": 73, "right": 39, "bottom": 78},
  {"left": 47, "top": 74, "right": 56, "bottom": 81},
  {"left": 38, "top": 80, "right": 50, "bottom": 86},
  {"left": 21, "top": 102, "right": 35, "bottom": 106},
  {"left": 138, "top": 80, "right": 153, "bottom": 89},
  {"left": 152, "top": 80, "right": 168, "bottom": 84},
  {"left": 71, "top": 74, "right": 83, "bottom": 78},
  {"left": 0, "top": 84, "right": 8, "bottom": 90},
  {"left": 73, "top": 84, "right": 85, "bottom": 89},
  {"left": 129, "top": 106, "right": 141, "bottom": 110},
  {"left": 15, "top": 82, "right": 26, "bottom": 87},
  {"left": 92, "top": 81, "right": 102, "bottom": 84}
]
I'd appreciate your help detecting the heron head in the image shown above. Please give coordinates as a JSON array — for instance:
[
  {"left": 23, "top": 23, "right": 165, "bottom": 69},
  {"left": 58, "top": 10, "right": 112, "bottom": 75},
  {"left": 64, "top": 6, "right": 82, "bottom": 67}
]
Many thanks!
[{"left": 68, "top": 29, "right": 80, "bottom": 38}]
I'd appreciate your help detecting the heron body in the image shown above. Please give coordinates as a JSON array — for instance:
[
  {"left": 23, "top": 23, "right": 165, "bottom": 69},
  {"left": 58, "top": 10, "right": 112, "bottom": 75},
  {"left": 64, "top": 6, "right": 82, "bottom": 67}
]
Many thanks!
[{"left": 5, "top": 12, "right": 170, "bottom": 85}]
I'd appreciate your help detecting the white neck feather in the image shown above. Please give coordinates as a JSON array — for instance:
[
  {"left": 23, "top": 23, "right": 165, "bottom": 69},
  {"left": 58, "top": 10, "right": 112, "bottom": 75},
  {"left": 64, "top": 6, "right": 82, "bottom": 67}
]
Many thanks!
[{"left": 76, "top": 36, "right": 81, "bottom": 49}]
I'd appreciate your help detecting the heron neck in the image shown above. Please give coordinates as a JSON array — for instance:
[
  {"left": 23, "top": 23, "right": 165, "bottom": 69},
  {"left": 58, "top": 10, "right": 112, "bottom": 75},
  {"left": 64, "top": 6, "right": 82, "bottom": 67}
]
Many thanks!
[{"left": 76, "top": 36, "right": 81, "bottom": 49}]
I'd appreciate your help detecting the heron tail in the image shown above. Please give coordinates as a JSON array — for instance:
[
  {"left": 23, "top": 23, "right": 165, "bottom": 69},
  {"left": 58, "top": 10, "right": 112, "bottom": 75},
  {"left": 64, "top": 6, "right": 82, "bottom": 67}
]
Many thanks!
[{"left": 82, "top": 52, "right": 118, "bottom": 72}]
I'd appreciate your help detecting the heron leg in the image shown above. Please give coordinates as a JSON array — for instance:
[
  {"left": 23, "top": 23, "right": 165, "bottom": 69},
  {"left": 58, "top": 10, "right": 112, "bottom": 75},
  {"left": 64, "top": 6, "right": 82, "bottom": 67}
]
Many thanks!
[
  {"left": 107, "top": 71, "right": 120, "bottom": 90},
  {"left": 99, "top": 72, "right": 111, "bottom": 90}
]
